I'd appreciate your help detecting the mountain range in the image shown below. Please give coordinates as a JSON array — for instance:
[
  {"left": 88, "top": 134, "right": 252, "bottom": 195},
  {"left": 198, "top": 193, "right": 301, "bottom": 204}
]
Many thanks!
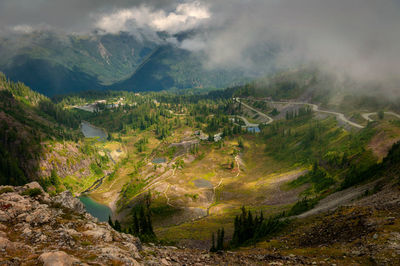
[{"left": 0, "top": 31, "right": 256, "bottom": 96}]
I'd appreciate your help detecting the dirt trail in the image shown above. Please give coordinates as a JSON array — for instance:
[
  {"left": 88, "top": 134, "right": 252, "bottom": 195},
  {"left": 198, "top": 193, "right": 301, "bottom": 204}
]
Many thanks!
[{"left": 164, "top": 184, "right": 174, "bottom": 207}]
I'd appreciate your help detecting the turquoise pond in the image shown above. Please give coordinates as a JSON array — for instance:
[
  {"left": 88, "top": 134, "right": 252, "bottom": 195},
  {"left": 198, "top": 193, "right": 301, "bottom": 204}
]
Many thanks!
[
  {"left": 152, "top": 157, "right": 166, "bottom": 164},
  {"left": 78, "top": 196, "right": 112, "bottom": 222}
]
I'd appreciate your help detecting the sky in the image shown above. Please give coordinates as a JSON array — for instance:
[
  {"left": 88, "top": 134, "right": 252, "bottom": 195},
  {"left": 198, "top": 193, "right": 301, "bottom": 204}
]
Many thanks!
[{"left": 1, "top": 0, "right": 400, "bottom": 86}]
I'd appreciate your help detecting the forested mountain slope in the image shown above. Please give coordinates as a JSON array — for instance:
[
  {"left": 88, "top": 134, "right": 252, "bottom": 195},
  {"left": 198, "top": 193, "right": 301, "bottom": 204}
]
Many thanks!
[
  {"left": 0, "top": 32, "right": 255, "bottom": 95},
  {"left": 0, "top": 73, "right": 83, "bottom": 185}
]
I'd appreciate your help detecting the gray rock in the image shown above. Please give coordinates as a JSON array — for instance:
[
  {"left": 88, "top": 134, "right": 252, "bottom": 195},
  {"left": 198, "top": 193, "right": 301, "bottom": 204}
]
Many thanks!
[
  {"left": 39, "top": 251, "right": 80, "bottom": 266},
  {"left": 25, "top": 207, "right": 51, "bottom": 225},
  {"left": 53, "top": 191, "right": 85, "bottom": 214}
]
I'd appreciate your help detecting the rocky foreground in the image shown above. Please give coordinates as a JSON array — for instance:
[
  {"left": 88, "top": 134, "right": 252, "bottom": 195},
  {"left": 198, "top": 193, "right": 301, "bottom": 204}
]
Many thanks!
[
  {"left": 0, "top": 183, "right": 308, "bottom": 265},
  {"left": 1, "top": 182, "right": 400, "bottom": 265}
]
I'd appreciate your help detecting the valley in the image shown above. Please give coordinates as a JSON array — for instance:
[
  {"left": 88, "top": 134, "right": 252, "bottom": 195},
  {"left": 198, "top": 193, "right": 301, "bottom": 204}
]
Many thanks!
[
  {"left": 2, "top": 1, "right": 400, "bottom": 265},
  {"left": 53, "top": 82, "right": 400, "bottom": 250},
  {"left": 1, "top": 70, "right": 400, "bottom": 264}
]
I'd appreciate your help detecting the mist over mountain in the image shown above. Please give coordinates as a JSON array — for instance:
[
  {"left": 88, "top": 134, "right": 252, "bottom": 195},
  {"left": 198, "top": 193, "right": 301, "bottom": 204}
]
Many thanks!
[{"left": 1, "top": 0, "right": 399, "bottom": 97}]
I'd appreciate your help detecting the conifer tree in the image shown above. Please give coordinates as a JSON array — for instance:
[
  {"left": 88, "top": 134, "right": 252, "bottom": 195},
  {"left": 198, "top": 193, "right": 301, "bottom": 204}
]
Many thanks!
[
  {"left": 108, "top": 215, "right": 114, "bottom": 228},
  {"left": 210, "top": 232, "right": 216, "bottom": 252},
  {"left": 114, "top": 219, "right": 121, "bottom": 232}
]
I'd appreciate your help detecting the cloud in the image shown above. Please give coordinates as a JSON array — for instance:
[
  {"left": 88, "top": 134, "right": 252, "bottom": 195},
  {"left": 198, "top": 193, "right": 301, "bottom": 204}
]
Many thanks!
[
  {"left": 175, "top": 0, "right": 400, "bottom": 85},
  {"left": 94, "top": 1, "right": 210, "bottom": 34},
  {"left": 1, "top": 0, "right": 400, "bottom": 89},
  {"left": 10, "top": 25, "right": 35, "bottom": 34}
]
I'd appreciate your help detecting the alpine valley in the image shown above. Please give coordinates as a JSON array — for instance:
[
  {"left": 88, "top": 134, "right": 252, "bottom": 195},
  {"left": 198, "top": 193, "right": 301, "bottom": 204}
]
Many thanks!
[{"left": 1, "top": 1, "right": 400, "bottom": 265}]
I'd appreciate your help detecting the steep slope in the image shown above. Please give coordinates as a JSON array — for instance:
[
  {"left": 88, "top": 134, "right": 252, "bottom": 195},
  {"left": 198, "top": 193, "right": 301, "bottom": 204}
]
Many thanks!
[
  {"left": 3, "top": 55, "right": 105, "bottom": 96},
  {"left": 0, "top": 73, "right": 82, "bottom": 185},
  {"left": 0, "top": 73, "right": 118, "bottom": 197}
]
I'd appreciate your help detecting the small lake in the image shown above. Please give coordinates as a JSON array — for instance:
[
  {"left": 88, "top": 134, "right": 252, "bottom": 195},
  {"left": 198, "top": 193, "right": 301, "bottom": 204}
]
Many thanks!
[
  {"left": 247, "top": 126, "right": 260, "bottom": 133},
  {"left": 152, "top": 157, "right": 166, "bottom": 164},
  {"left": 81, "top": 121, "right": 107, "bottom": 141},
  {"left": 193, "top": 179, "right": 213, "bottom": 189},
  {"left": 79, "top": 195, "right": 112, "bottom": 222}
]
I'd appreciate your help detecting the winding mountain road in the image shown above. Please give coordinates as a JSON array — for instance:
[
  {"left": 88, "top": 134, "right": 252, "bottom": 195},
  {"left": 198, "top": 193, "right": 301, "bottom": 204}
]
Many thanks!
[
  {"left": 362, "top": 111, "right": 400, "bottom": 122},
  {"left": 268, "top": 100, "right": 365, "bottom": 129},
  {"left": 236, "top": 98, "right": 400, "bottom": 129},
  {"left": 235, "top": 98, "right": 274, "bottom": 125},
  {"left": 235, "top": 116, "right": 259, "bottom": 127}
]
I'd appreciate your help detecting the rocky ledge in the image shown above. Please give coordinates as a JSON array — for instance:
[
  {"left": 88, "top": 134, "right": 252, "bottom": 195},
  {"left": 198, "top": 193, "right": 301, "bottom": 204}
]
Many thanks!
[{"left": 0, "top": 182, "right": 144, "bottom": 265}]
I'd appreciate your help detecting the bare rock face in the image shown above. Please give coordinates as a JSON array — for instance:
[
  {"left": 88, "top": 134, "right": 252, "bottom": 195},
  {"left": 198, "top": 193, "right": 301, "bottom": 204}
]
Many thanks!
[
  {"left": 53, "top": 190, "right": 86, "bottom": 214},
  {"left": 39, "top": 251, "right": 80, "bottom": 266}
]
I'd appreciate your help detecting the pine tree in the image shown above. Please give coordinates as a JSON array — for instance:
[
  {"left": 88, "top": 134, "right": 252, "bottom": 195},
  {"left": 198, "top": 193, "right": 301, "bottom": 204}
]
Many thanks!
[
  {"left": 114, "top": 219, "right": 121, "bottom": 232},
  {"left": 220, "top": 227, "right": 225, "bottom": 250},
  {"left": 139, "top": 206, "right": 147, "bottom": 235},
  {"left": 133, "top": 211, "right": 139, "bottom": 235},
  {"left": 216, "top": 229, "right": 222, "bottom": 251},
  {"left": 108, "top": 215, "right": 114, "bottom": 229},
  {"left": 210, "top": 232, "right": 216, "bottom": 252}
]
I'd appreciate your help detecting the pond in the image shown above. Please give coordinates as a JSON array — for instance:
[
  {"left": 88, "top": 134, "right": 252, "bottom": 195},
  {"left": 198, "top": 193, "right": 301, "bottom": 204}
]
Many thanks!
[
  {"left": 193, "top": 179, "right": 213, "bottom": 189},
  {"left": 78, "top": 195, "right": 112, "bottom": 222},
  {"left": 81, "top": 121, "right": 107, "bottom": 141},
  {"left": 247, "top": 126, "right": 260, "bottom": 133},
  {"left": 152, "top": 157, "right": 166, "bottom": 164}
]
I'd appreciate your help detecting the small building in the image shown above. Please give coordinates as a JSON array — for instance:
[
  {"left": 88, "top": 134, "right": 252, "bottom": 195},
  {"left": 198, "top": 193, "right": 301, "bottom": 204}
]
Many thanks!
[{"left": 214, "top": 133, "right": 223, "bottom": 142}]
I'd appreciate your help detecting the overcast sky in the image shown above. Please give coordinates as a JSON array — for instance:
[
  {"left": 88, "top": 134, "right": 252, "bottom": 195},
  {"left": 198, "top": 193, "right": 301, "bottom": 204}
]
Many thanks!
[{"left": 1, "top": 0, "right": 400, "bottom": 85}]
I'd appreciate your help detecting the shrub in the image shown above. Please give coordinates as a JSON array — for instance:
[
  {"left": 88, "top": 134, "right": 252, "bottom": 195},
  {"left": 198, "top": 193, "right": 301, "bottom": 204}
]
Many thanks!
[
  {"left": 288, "top": 197, "right": 319, "bottom": 216},
  {"left": 21, "top": 188, "right": 42, "bottom": 197},
  {"left": 0, "top": 187, "right": 13, "bottom": 194}
]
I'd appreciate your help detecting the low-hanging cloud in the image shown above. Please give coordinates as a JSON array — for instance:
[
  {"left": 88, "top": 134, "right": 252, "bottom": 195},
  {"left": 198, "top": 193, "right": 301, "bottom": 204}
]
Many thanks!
[
  {"left": 1, "top": 0, "right": 400, "bottom": 89},
  {"left": 179, "top": 0, "right": 400, "bottom": 86}
]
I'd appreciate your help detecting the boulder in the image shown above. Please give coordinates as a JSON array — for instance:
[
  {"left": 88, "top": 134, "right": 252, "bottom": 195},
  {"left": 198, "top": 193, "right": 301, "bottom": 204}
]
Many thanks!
[
  {"left": 25, "top": 207, "right": 51, "bottom": 225},
  {"left": 53, "top": 191, "right": 85, "bottom": 214},
  {"left": 83, "top": 226, "right": 113, "bottom": 242},
  {"left": 99, "top": 246, "right": 141, "bottom": 265},
  {"left": 39, "top": 251, "right": 80, "bottom": 266},
  {"left": 0, "top": 236, "right": 12, "bottom": 250}
]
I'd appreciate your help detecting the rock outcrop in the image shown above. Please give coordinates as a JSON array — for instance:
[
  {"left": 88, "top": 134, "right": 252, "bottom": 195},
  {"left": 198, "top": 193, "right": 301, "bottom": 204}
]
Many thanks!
[{"left": 0, "top": 182, "right": 143, "bottom": 265}]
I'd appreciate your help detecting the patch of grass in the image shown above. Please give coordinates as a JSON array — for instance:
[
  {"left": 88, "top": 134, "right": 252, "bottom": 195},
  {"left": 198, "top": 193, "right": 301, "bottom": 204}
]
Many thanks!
[
  {"left": 21, "top": 188, "right": 42, "bottom": 197},
  {"left": 287, "top": 197, "right": 319, "bottom": 216},
  {"left": 289, "top": 163, "right": 335, "bottom": 193},
  {"left": 184, "top": 193, "right": 199, "bottom": 200},
  {"left": 0, "top": 187, "right": 13, "bottom": 194},
  {"left": 81, "top": 240, "right": 92, "bottom": 246}
]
